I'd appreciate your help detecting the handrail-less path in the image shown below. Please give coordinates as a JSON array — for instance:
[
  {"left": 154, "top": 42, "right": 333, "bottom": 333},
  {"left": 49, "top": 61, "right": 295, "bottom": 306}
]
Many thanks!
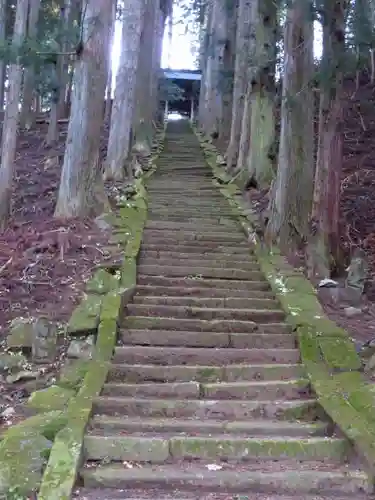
[{"left": 74, "top": 121, "right": 371, "bottom": 499}]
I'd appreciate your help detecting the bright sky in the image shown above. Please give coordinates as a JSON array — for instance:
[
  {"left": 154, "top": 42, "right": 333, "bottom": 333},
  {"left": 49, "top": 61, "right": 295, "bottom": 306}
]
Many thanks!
[{"left": 111, "top": 11, "right": 323, "bottom": 85}]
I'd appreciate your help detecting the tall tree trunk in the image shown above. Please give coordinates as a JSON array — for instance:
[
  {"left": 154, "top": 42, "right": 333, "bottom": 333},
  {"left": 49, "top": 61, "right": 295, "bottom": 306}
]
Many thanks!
[
  {"left": 308, "top": 0, "right": 348, "bottom": 279},
  {"left": 0, "top": 0, "right": 28, "bottom": 230},
  {"left": 132, "top": 0, "right": 158, "bottom": 157},
  {"left": 266, "top": 0, "right": 314, "bottom": 250},
  {"left": 218, "top": 0, "right": 237, "bottom": 145},
  {"left": 0, "top": 0, "right": 7, "bottom": 112},
  {"left": 20, "top": 0, "right": 41, "bottom": 129},
  {"left": 246, "top": 0, "right": 277, "bottom": 188},
  {"left": 104, "top": 0, "right": 117, "bottom": 122},
  {"left": 55, "top": 0, "right": 112, "bottom": 218},
  {"left": 226, "top": 0, "right": 252, "bottom": 168},
  {"left": 105, "top": 0, "right": 144, "bottom": 180}
]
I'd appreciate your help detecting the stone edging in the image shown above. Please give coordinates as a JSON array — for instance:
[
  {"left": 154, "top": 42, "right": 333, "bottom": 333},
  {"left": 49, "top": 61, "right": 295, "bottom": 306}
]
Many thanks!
[
  {"left": 0, "top": 125, "right": 166, "bottom": 499},
  {"left": 192, "top": 124, "right": 375, "bottom": 480}
]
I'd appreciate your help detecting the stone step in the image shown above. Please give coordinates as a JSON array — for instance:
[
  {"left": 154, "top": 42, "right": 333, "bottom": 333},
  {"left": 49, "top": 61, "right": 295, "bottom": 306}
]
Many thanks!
[
  {"left": 83, "top": 435, "right": 349, "bottom": 463},
  {"left": 138, "top": 258, "right": 260, "bottom": 271},
  {"left": 138, "top": 250, "right": 256, "bottom": 264},
  {"left": 139, "top": 244, "right": 251, "bottom": 255},
  {"left": 89, "top": 416, "right": 328, "bottom": 438},
  {"left": 144, "top": 221, "right": 242, "bottom": 232},
  {"left": 101, "top": 379, "right": 308, "bottom": 400},
  {"left": 132, "top": 295, "right": 279, "bottom": 310},
  {"left": 137, "top": 265, "right": 265, "bottom": 280},
  {"left": 108, "top": 363, "right": 304, "bottom": 384},
  {"left": 143, "top": 228, "right": 245, "bottom": 240},
  {"left": 73, "top": 489, "right": 373, "bottom": 500},
  {"left": 124, "top": 316, "right": 291, "bottom": 334},
  {"left": 137, "top": 275, "right": 270, "bottom": 290},
  {"left": 120, "top": 329, "right": 295, "bottom": 349},
  {"left": 126, "top": 304, "right": 285, "bottom": 323},
  {"left": 134, "top": 284, "right": 273, "bottom": 298},
  {"left": 80, "top": 461, "right": 370, "bottom": 495},
  {"left": 112, "top": 345, "right": 300, "bottom": 366},
  {"left": 92, "top": 396, "right": 317, "bottom": 420}
]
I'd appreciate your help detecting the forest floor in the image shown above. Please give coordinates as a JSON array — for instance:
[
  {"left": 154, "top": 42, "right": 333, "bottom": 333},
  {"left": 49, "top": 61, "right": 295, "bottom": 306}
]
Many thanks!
[
  {"left": 240, "top": 75, "right": 375, "bottom": 349},
  {"left": 2, "top": 75, "right": 375, "bottom": 429},
  {"left": 0, "top": 120, "right": 111, "bottom": 428}
]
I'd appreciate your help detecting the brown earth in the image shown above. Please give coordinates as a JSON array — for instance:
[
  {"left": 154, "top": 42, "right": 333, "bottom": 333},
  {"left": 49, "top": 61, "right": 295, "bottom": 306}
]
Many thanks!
[{"left": 0, "top": 118, "right": 112, "bottom": 428}]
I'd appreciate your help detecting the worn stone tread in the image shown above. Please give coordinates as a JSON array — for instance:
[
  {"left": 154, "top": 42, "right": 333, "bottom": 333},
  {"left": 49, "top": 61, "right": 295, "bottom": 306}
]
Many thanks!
[
  {"left": 80, "top": 462, "right": 370, "bottom": 494},
  {"left": 136, "top": 265, "right": 265, "bottom": 281},
  {"left": 134, "top": 284, "right": 274, "bottom": 298},
  {"left": 89, "top": 416, "right": 328, "bottom": 437},
  {"left": 113, "top": 345, "right": 300, "bottom": 365},
  {"left": 126, "top": 304, "right": 285, "bottom": 322},
  {"left": 123, "top": 316, "right": 291, "bottom": 334},
  {"left": 108, "top": 363, "right": 304, "bottom": 383},
  {"left": 120, "top": 329, "right": 296, "bottom": 348},
  {"left": 92, "top": 396, "right": 317, "bottom": 419},
  {"left": 132, "top": 295, "right": 279, "bottom": 309},
  {"left": 137, "top": 275, "right": 270, "bottom": 290}
]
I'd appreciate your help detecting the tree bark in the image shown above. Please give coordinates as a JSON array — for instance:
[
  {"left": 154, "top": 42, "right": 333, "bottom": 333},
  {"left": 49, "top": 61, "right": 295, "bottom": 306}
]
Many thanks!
[
  {"left": 308, "top": 0, "right": 348, "bottom": 279},
  {"left": 104, "top": 0, "right": 117, "bottom": 122},
  {"left": 0, "top": 0, "right": 7, "bottom": 112},
  {"left": 105, "top": 0, "right": 144, "bottom": 180},
  {"left": 55, "top": 0, "right": 112, "bottom": 218},
  {"left": 0, "top": 0, "right": 28, "bottom": 230},
  {"left": 132, "top": 0, "right": 158, "bottom": 157},
  {"left": 226, "top": 0, "right": 252, "bottom": 168},
  {"left": 246, "top": 0, "right": 277, "bottom": 188},
  {"left": 20, "top": 0, "right": 41, "bottom": 129},
  {"left": 266, "top": 0, "right": 315, "bottom": 250}
]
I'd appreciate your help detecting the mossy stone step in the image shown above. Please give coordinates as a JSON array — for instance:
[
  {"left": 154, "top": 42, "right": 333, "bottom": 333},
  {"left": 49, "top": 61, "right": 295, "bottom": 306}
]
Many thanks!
[
  {"left": 89, "top": 415, "right": 328, "bottom": 438},
  {"left": 144, "top": 221, "right": 241, "bottom": 232},
  {"left": 135, "top": 284, "right": 274, "bottom": 298},
  {"left": 139, "top": 258, "right": 260, "bottom": 271},
  {"left": 108, "top": 363, "right": 304, "bottom": 384},
  {"left": 80, "top": 462, "right": 370, "bottom": 495},
  {"left": 113, "top": 345, "right": 299, "bottom": 365},
  {"left": 101, "top": 379, "right": 307, "bottom": 401},
  {"left": 120, "top": 329, "right": 295, "bottom": 349},
  {"left": 141, "top": 230, "right": 246, "bottom": 243},
  {"left": 138, "top": 251, "right": 256, "bottom": 262},
  {"left": 124, "top": 315, "right": 291, "bottom": 334},
  {"left": 83, "top": 435, "right": 349, "bottom": 462},
  {"left": 92, "top": 396, "right": 317, "bottom": 419},
  {"left": 139, "top": 244, "right": 252, "bottom": 255},
  {"left": 132, "top": 295, "right": 279, "bottom": 310},
  {"left": 126, "top": 303, "right": 285, "bottom": 323},
  {"left": 137, "top": 264, "right": 266, "bottom": 281},
  {"left": 136, "top": 275, "right": 269, "bottom": 290}
]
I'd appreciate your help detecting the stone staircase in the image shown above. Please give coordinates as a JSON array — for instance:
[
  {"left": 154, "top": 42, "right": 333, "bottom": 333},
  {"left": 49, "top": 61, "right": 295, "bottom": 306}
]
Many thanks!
[{"left": 75, "top": 121, "right": 372, "bottom": 499}]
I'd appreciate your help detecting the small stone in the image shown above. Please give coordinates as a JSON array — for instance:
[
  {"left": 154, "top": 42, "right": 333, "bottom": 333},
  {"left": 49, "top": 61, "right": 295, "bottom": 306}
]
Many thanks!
[
  {"left": 318, "top": 278, "right": 339, "bottom": 288},
  {"left": 1, "top": 407, "right": 15, "bottom": 418},
  {"left": 365, "top": 353, "right": 375, "bottom": 373},
  {"left": 27, "top": 385, "right": 74, "bottom": 412},
  {"left": 6, "top": 370, "right": 40, "bottom": 384},
  {"left": 344, "top": 306, "right": 362, "bottom": 318},
  {"left": 346, "top": 248, "right": 368, "bottom": 292},
  {"left": 94, "top": 214, "right": 112, "bottom": 231},
  {"left": 31, "top": 317, "right": 58, "bottom": 364},
  {"left": 7, "top": 317, "right": 34, "bottom": 349},
  {"left": 0, "top": 353, "right": 27, "bottom": 373},
  {"left": 67, "top": 336, "right": 95, "bottom": 359},
  {"left": 86, "top": 268, "right": 120, "bottom": 295}
]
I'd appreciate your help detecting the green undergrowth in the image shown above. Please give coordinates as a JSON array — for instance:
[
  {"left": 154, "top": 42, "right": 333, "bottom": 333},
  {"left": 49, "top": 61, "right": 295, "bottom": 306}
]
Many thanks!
[
  {"left": 0, "top": 124, "right": 166, "bottom": 499},
  {"left": 193, "top": 123, "right": 375, "bottom": 481}
]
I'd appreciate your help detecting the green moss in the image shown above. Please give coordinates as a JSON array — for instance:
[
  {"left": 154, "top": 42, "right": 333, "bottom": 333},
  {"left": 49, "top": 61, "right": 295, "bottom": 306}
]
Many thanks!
[
  {"left": 37, "top": 422, "right": 86, "bottom": 500},
  {"left": 0, "top": 411, "right": 67, "bottom": 497},
  {"left": 27, "top": 385, "right": 74, "bottom": 413},
  {"left": 58, "top": 359, "right": 91, "bottom": 390},
  {"left": 125, "top": 228, "right": 144, "bottom": 258},
  {"left": 96, "top": 319, "right": 117, "bottom": 361},
  {"left": 86, "top": 269, "right": 120, "bottom": 295},
  {"left": 170, "top": 436, "right": 348, "bottom": 460},
  {"left": 67, "top": 295, "right": 102, "bottom": 335},
  {"left": 100, "top": 291, "right": 122, "bottom": 322},
  {"left": 121, "top": 256, "right": 137, "bottom": 289}
]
